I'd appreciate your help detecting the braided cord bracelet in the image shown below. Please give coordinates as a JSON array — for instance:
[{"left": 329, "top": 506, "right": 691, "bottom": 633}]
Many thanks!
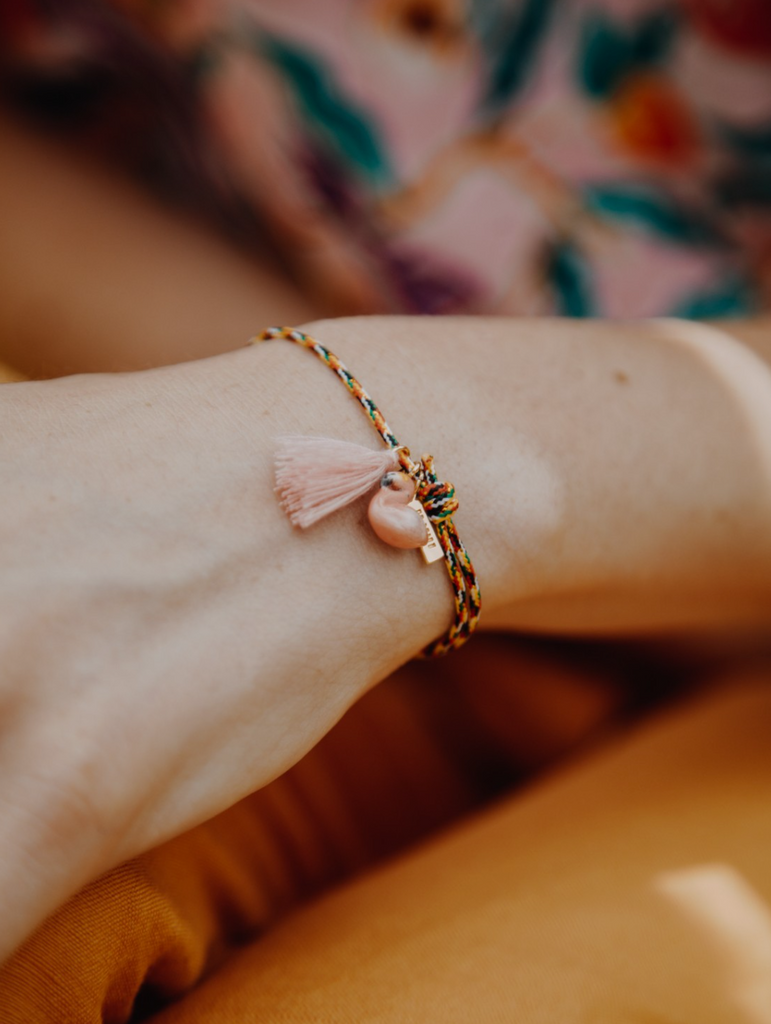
[{"left": 251, "top": 326, "right": 481, "bottom": 657}]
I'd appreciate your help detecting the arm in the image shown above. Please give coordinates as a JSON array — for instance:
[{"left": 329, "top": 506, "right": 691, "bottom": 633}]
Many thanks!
[
  {"left": 1, "top": 311, "right": 771, "bottom": 964},
  {"left": 714, "top": 317, "right": 771, "bottom": 366},
  {"left": 0, "top": 110, "right": 318, "bottom": 377},
  {"left": 304, "top": 314, "right": 771, "bottom": 635}
]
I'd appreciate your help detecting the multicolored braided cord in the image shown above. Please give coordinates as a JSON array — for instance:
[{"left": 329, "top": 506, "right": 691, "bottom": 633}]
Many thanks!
[{"left": 253, "top": 326, "right": 481, "bottom": 657}]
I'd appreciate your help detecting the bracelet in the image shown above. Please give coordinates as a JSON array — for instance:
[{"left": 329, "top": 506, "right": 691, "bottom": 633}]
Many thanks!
[{"left": 249, "top": 326, "right": 481, "bottom": 657}]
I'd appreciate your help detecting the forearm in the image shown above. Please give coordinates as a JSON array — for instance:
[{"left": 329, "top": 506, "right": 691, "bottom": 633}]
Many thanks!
[
  {"left": 0, "top": 345, "right": 451, "bottom": 961},
  {"left": 0, "top": 110, "right": 318, "bottom": 378},
  {"left": 284, "top": 315, "right": 771, "bottom": 634},
  {"left": 5, "top": 312, "right": 771, "bottom": 667},
  {"left": 5, "top": 311, "right": 771, "bottom": 669},
  {"left": 716, "top": 317, "right": 771, "bottom": 367}
]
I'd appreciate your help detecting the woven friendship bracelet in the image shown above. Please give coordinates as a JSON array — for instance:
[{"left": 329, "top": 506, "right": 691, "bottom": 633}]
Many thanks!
[{"left": 250, "top": 326, "right": 481, "bottom": 657}]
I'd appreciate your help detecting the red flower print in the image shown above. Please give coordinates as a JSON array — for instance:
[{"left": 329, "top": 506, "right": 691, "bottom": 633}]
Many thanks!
[
  {"left": 607, "top": 74, "right": 701, "bottom": 167},
  {"left": 682, "top": 0, "right": 771, "bottom": 59}
]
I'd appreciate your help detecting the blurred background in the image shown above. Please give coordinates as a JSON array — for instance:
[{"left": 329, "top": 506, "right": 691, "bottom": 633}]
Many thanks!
[{"left": 1, "top": 0, "right": 769, "bottom": 376}]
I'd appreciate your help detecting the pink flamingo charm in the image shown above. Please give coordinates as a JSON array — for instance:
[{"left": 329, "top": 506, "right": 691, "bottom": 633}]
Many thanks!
[{"left": 368, "top": 472, "right": 428, "bottom": 549}]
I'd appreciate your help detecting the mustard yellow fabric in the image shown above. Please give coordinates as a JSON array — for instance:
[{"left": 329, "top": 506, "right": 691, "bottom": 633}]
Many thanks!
[
  {"left": 148, "top": 683, "right": 771, "bottom": 1024},
  {"left": 0, "top": 360, "right": 26, "bottom": 383},
  {"left": 2, "top": 668, "right": 771, "bottom": 1022}
]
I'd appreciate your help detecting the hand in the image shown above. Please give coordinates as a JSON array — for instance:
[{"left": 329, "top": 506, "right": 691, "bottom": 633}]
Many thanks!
[{"left": 0, "top": 343, "right": 454, "bottom": 964}]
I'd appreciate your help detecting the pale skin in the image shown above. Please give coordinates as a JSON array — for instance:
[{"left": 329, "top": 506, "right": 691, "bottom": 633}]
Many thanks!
[{"left": 0, "top": 114, "right": 770, "bottom": 966}]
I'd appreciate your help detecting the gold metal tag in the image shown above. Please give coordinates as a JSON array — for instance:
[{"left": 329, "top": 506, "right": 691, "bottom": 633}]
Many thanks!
[{"left": 408, "top": 500, "right": 444, "bottom": 564}]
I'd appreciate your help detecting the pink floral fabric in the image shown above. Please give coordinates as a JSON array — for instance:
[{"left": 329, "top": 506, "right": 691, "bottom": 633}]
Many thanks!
[{"left": 2, "top": 0, "right": 770, "bottom": 317}]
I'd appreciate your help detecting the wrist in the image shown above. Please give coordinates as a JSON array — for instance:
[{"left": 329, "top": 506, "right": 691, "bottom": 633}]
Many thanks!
[
  {"left": 173, "top": 340, "right": 456, "bottom": 680},
  {"left": 282, "top": 317, "right": 561, "bottom": 620}
]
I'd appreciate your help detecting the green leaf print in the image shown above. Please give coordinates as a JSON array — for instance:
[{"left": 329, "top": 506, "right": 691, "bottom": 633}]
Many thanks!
[
  {"left": 674, "top": 276, "right": 757, "bottom": 320},
  {"left": 546, "top": 241, "right": 594, "bottom": 317},
  {"left": 578, "top": 14, "right": 631, "bottom": 98},
  {"left": 715, "top": 170, "right": 771, "bottom": 209},
  {"left": 584, "top": 185, "right": 724, "bottom": 246},
  {"left": 253, "top": 33, "right": 391, "bottom": 185},
  {"left": 629, "top": 8, "right": 679, "bottom": 66},
  {"left": 479, "top": 0, "right": 556, "bottom": 115},
  {"left": 578, "top": 8, "right": 679, "bottom": 98},
  {"left": 719, "top": 121, "right": 771, "bottom": 160}
]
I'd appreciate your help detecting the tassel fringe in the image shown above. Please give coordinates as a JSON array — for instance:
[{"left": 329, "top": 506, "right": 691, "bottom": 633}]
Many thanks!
[{"left": 275, "top": 435, "right": 400, "bottom": 528}]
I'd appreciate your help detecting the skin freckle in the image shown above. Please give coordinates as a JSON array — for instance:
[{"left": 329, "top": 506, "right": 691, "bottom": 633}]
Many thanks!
[{"left": 614, "top": 370, "right": 630, "bottom": 385}]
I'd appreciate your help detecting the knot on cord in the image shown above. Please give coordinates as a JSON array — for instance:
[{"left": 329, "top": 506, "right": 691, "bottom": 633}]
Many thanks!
[
  {"left": 419, "top": 480, "right": 458, "bottom": 522},
  {"left": 416, "top": 456, "right": 459, "bottom": 523}
]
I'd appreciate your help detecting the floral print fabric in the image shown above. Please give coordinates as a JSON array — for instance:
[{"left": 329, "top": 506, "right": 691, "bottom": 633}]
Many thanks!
[{"left": 3, "top": 0, "right": 771, "bottom": 318}]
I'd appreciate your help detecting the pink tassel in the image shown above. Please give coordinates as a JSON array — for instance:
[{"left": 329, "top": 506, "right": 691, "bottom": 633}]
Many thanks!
[{"left": 275, "top": 435, "right": 400, "bottom": 528}]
